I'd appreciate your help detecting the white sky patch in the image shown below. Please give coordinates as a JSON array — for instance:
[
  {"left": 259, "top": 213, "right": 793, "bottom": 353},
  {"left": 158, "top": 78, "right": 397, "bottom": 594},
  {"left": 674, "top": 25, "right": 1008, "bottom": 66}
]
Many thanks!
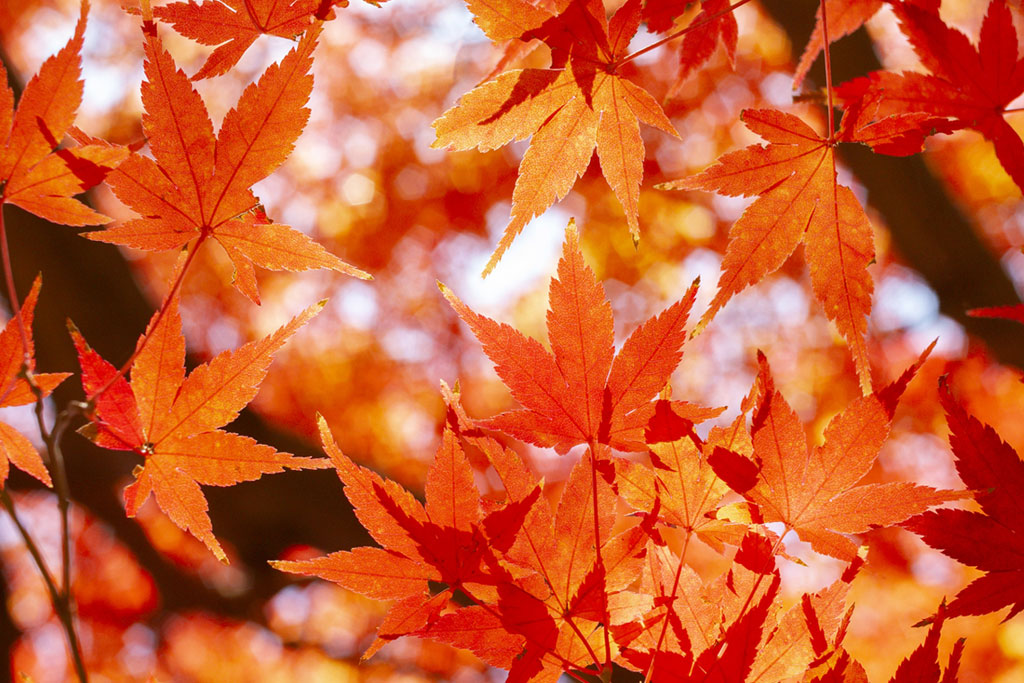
[
  {"left": 455, "top": 204, "right": 568, "bottom": 313},
  {"left": 332, "top": 281, "right": 379, "bottom": 329}
]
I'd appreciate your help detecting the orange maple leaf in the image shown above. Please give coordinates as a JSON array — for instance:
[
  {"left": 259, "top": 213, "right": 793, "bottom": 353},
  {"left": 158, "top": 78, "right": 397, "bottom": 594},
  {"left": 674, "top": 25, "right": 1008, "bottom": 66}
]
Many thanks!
[
  {"left": 71, "top": 296, "right": 330, "bottom": 561},
  {"left": 709, "top": 348, "right": 963, "bottom": 562},
  {"left": 273, "top": 417, "right": 495, "bottom": 657},
  {"left": 613, "top": 409, "right": 749, "bottom": 552},
  {"left": 662, "top": 109, "right": 877, "bottom": 392},
  {"left": 86, "top": 18, "right": 368, "bottom": 303},
  {"left": 433, "top": 0, "right": 677, "bottom": 274},
  {"left": 0, "top": 1, "right": 126, "bottom": 226},
  {"left": 440, "top": 221, "right": 718, "bottom": 453},
  {"left": 153, "top": 0, "right": 349, "bottom": 80},
  {"left": 793, "top": 0, "right": 884, "bottom": 90},
  {"left": 0, "top": 278, "right": 70, "bottom": 487}
]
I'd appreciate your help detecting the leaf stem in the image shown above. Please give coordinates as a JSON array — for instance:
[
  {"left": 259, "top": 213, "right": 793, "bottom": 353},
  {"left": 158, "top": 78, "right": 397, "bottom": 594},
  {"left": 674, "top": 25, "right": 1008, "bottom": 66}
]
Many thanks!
[
  {"left": 616, "top": 0, "right": 753, "bottom": 68},
  {"left": 587, "top": 440, "right": 611, "bottom": 672},
  {"left": 91, "top": 232, "right": 207, "bottom": 399},
  {"left": 642, "top": 531, "right": 692, "bottom": 683},
  {"left": 820, "top": 0, "right": 836, "bottom": 140},
  {"left": 0, "top": 490, "right": 88, "bottom": 681}
]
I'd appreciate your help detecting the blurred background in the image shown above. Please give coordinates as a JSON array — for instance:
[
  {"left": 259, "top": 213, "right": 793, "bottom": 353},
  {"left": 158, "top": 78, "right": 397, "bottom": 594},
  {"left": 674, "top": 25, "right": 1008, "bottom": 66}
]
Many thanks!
[{"left": 0, "top": 0, "right": 1023, "bottom": 679}]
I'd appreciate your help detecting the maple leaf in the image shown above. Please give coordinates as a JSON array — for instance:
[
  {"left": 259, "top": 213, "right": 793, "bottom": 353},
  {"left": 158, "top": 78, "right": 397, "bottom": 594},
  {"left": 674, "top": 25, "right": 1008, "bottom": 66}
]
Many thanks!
[
  {"left": 668, "top": 0, "right": 738, "bottom": 97},
  {"left": 904, "top": 380, "right": 1024, "bottom": 619},
  {"left": 749, "top": 554, "right": 864, "bottom": 682},
  {"left": 661, "top": 109, "right": 877, "bottom": 392},
  {"left": 613, "top": 410, "right": 748, "bottom": 552},
  {"left": 708, "top": 348, "right": 963, "bottom": 561},
  {"left": 837, "top": 0, "right": 1024, "bottom": 191},
  {"left": 86, "top": 18, "right": 368, "bottom": 303},
  {"left": 0, "top": 1, "right": 126, "bottom": 226},
  {"left": 0, "top": 278, "right": 70, "bottom": 487},
  {"left": 433, "top": 0, "right": 677, "bottom": 274},
  {"left": 440, "top": 221, "right": 718, "bottom": 453},
  {"left": 71, "top": 296, "right": 330, "bottom": 561},
  {"left": 616, "top": 541, "right": 780, "bottom": 681},
  {"left": 153, "top": 0, "right": 348, "bottom": 80},
  {"left": 889, "top": 604, "right": 963, "bottom": 683},
  {"left": 793, "top": 0, "right": 884, "bottom": 90},
  {"left": 273, "top": 417, "right": 499, "bottom": 655},
  {"left": 457, "top": 448, "right": 641, "bottom": 680}
]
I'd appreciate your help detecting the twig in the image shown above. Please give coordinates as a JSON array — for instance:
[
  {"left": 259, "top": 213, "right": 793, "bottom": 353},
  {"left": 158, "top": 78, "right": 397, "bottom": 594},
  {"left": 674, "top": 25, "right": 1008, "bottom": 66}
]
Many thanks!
[{"left": 0, "top": 203, "right": 89, "bottom": 681}]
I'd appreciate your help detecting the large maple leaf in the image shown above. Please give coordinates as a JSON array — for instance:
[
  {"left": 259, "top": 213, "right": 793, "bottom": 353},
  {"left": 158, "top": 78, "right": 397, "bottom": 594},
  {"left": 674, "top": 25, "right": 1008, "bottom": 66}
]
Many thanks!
[
  {"left": 153, "top": 0, "right": 347, "bottom": 80},
  {"left": 86, "top": 18, "right": 368, "bottom": 303},
  {"left": 709, "top": 348, "right": 963, "bottom": 561},
  {"left": 433, "top": 0, "right": 677, "bottom": 274},
  {"left": 662, "top": 109, "right": 878, "bottom": 392},
  {"left": 72, "top": 296, "right": 330, "bottom": 561},
  {"left": 440, "top": 221, "right": 719, "bottom": 453},
  {"left": 0, "top": 278, "right": 70, "bottom": 488},
  {"left": 0, "top": 1, "right": 126, "bottom": 226},
  {"left": 277, "top": 402, "right": 650, "bottom": 680},
  {"left": 904, "top": 381, "right": 1024, "bottom": 619},
  {"left": 837, "top": 0, "right": 1024, "bottom": 191}
]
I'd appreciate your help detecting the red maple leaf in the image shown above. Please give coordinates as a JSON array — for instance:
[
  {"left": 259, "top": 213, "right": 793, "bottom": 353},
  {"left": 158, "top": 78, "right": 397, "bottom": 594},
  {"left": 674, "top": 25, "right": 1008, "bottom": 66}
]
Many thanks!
[
  {"left": 440, "top": 221, "right": 719, "bottom": 453},
  {"left": 967, "top": 303, "right": 1024, "bottom": 325},
  {"left": 272, "top": 417, "right": 497, "bottom": 655},
  {"left": 904, "top": 380, "right": 1024, "bottom": 619},
  {"left": 72, "top": 296, "right": 330, "bottom": 561},
  {"left": 889, "top": 603, "right": 963, "bottom": 683},
  {"left": 837, "top": 0, "right": 1024, "bottom": 190},
  {"left": 86, "top": 18, "right": 368, "bottom": 303},
  {"left": 793, "top": 0, "right": 884, "bottom": 90}
]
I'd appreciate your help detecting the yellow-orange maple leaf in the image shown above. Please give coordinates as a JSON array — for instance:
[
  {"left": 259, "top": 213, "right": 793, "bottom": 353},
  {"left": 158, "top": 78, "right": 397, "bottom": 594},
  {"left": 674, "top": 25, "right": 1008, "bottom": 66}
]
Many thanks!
[{"left": 433, "top": 0, "right": 677, "bottom": 275}]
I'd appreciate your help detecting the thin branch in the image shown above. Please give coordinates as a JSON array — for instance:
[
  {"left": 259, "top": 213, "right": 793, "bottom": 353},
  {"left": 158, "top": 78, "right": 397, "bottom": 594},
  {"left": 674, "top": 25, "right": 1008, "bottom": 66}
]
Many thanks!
[
  {"left": 1, "top": 482, "right": 88, "bottom": 680},
  {"left": 0, "top": 203, "right": 89, "bottom": 681},
  {"left": 92, "top": 232, "right": 207, "bottom": 399}
]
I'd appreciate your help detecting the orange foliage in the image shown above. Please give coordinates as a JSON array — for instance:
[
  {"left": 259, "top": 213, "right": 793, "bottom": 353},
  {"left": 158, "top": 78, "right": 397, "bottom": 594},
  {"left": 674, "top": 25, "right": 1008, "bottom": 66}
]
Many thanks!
[{"left": 1, "top": 0, "right": 1024, "bottom": 680}]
